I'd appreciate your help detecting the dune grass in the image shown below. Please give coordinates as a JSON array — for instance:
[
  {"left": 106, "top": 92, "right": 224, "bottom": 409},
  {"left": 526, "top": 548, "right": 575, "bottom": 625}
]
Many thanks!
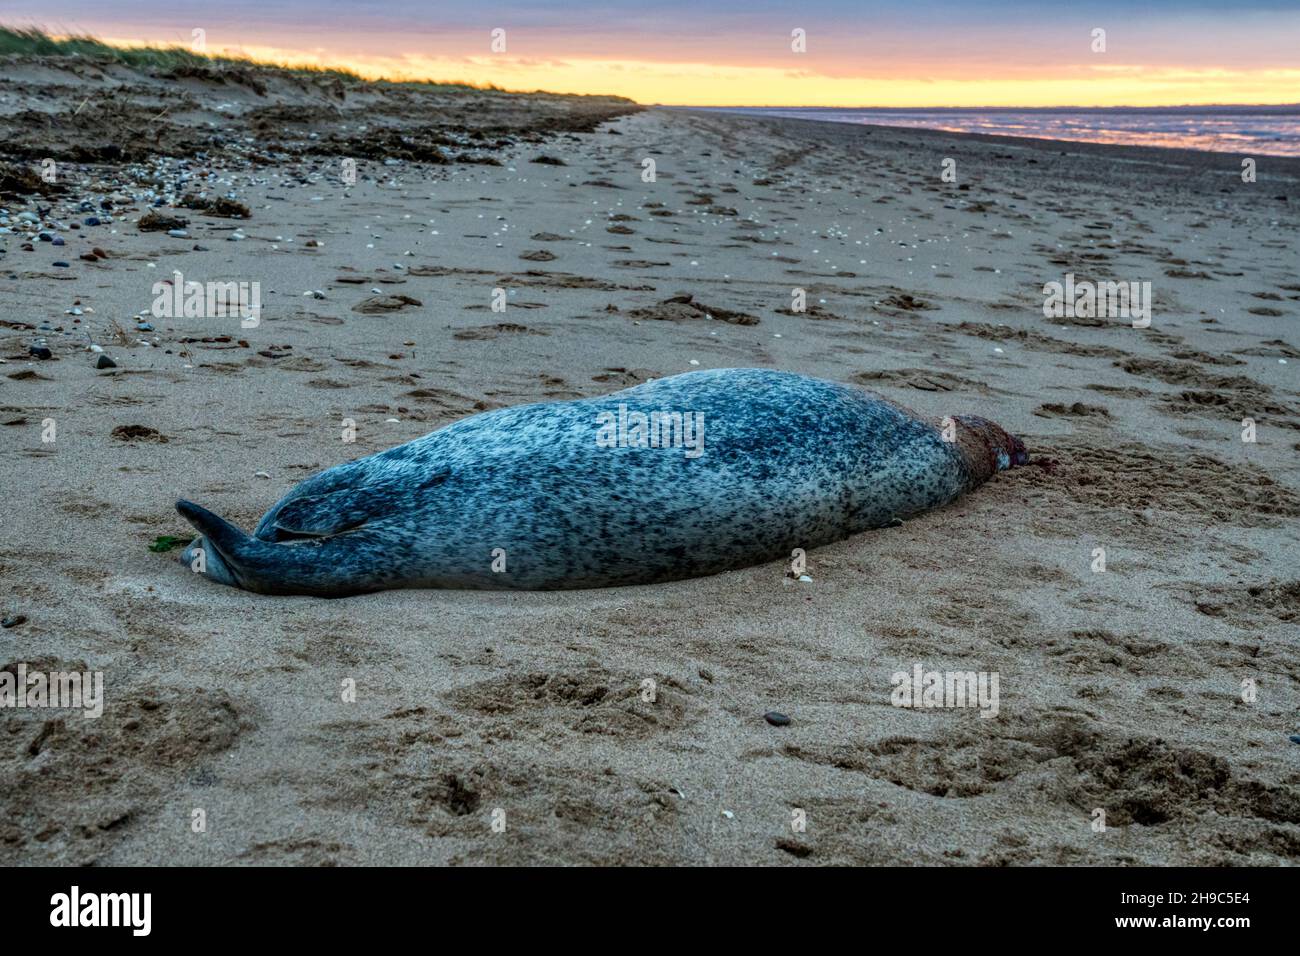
[{"left": 0, "top": 25, "right": 506, "bottom": 93}]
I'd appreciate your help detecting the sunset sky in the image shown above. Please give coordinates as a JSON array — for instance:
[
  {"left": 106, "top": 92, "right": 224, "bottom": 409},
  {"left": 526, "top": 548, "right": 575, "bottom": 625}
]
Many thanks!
[{"left": 7, "top": 1, "right": 1300, "bottom": 106}]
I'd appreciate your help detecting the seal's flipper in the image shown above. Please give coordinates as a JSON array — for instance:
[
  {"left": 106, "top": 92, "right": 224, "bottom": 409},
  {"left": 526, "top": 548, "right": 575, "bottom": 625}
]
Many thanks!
[
  {"left": 176, "top": 498, "right": 366, "bottom": 596},
  {"left": 266, "top": 487, "right": 392, "bottom": 539},
  {"left": 176, "top": 499, "right": 254, "bottom": 556}
]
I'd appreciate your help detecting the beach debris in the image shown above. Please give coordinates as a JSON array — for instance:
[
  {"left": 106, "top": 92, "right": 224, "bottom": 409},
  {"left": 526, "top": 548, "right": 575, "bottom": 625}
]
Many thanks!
[
  {"left": 0, "top": 161, "right": 63, "bottom": 198},
  {"left": 765, "top": 711, "right": 792, "bottom": 726},
  {"left": 148, "top": 535, "right": 190, "bottom": 553},
  {"left": 180, "top": 194, "right": 251, "bottom": 218},
  {"left": 1, "top": 614, "right": 27, "bottom": 629},
  {"left": 352, "top": 294, "right": 422, "bottom": 314},
  {"left": 879, "top": 292, "right": 935, "bottom": 311},
  {"left": 111, "top": 424, "right": 167, "bottom": 443},
  {"left": 95, "top": 354, "right": 117, "bottom": 369},
  {"left": 137, "top": 210, "right": 188, "bottom": 232}
]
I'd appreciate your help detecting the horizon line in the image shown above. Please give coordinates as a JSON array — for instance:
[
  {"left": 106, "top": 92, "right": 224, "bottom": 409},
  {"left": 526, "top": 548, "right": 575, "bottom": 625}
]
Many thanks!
[{"left": 673, "top": 103, "right": 1300, "bottom": 111}]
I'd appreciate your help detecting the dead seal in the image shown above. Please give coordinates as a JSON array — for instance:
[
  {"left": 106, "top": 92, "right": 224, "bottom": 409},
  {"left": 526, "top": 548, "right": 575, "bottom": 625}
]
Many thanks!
[{"left": 176, "top": 367, "right": 1027, "bottom": 596}]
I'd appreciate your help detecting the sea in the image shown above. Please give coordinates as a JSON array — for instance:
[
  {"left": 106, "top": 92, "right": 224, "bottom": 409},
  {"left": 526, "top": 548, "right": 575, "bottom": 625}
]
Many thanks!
[{"left": 699, "top": 106, "right": 1300, "bottom": 157}]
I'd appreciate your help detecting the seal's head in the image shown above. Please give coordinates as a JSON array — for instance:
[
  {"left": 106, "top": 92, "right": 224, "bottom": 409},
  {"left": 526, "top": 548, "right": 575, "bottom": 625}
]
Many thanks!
[{"left": 950, "top": 415, "right": 1028, "bottom": 486}]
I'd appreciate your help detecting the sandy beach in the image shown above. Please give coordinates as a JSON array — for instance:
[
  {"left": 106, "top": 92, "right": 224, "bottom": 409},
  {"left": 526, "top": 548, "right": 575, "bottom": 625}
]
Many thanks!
[{"left": 2, "top": 55, "right": 1299, "bottom": 866}]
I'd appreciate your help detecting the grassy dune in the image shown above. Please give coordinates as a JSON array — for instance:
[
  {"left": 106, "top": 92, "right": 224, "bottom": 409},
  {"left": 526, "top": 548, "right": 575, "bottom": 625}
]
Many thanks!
[{"left": 0, "top": 25, "right": 502, "bottom": 92}]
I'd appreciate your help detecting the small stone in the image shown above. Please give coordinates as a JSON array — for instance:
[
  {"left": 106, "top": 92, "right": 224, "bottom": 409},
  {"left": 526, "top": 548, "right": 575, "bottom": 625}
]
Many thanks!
[
  {"left": 29, "top": 345, "right": 52, "bottom": 360},
  {"left": 96, "top": 354, "right": 117, "bottom": 369},
  {"left": 1, "top": 615, "right": 26, "bottom": 628},
  {"left": 764, "top": 711, "right": 791, "bottom": 727}
]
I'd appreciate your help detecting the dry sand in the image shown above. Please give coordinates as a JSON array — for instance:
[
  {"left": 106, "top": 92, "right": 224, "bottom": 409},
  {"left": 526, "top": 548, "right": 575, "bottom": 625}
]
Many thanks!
[{"left": 2, "top": 59, "right": 1299, "bottom": 865}]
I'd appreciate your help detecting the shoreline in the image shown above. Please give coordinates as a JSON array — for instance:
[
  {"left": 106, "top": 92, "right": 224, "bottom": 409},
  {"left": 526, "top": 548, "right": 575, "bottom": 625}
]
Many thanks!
[{"left": 668, "top": 107, "right": 1300, "bottom": 167}]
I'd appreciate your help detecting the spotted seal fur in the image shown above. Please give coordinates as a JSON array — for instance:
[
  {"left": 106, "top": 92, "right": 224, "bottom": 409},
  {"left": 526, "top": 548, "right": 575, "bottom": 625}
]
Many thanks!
[{"left": 176, "top": 367, "right": 1027, "bottom": 596}]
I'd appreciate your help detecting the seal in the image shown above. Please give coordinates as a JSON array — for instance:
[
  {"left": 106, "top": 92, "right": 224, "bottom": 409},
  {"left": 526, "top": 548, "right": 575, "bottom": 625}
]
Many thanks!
[{"left": 176, "top": 367, "right": 1027, "bottom": 596}]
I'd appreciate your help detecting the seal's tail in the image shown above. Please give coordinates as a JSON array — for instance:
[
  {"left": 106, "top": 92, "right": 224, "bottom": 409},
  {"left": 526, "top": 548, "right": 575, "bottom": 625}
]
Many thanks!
[
  {"left": 175, "top": 499, "right": 349, "bottom": 596},
  {"left": 177, "top": 499, "right": 249, "bottom": 560}
]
